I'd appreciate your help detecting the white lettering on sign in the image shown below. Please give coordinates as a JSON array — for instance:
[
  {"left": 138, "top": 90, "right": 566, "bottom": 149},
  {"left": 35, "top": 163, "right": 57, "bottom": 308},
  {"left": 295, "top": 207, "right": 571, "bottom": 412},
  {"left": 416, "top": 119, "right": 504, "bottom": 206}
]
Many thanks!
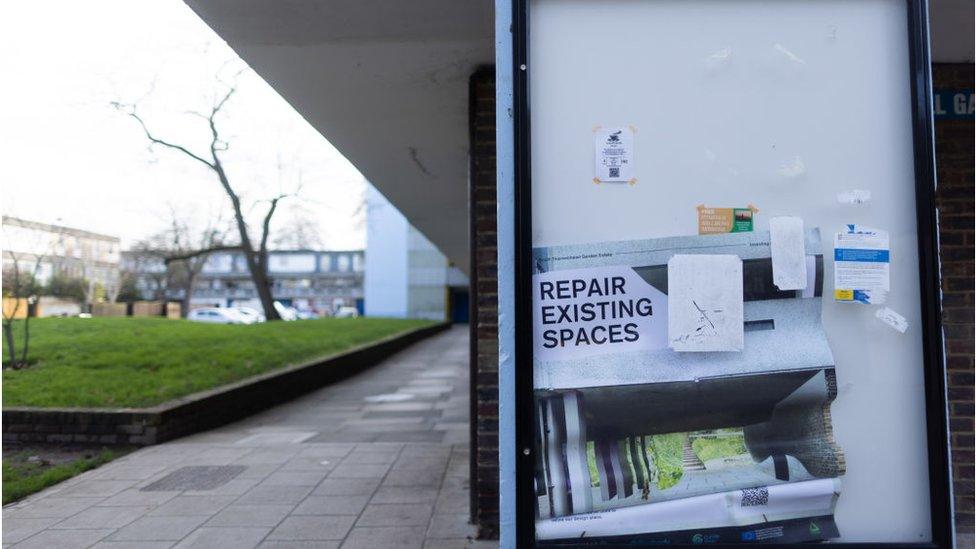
[{"left": 533, "top": 265, "right": 667, "bottom": 361}]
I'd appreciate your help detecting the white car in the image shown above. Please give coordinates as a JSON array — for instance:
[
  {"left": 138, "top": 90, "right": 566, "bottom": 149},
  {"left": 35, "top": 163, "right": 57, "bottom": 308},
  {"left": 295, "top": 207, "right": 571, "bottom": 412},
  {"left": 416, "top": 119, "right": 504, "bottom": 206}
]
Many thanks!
[
  {"left": 233, "top": 307, "right": 265, "bottom": 324},
  {"left": 273, "top": 301, "right": 299, "bottom": 321},
  {"left": 295, "top": 310, "right": 319, "bottom": 320},
  {"left": 188, "top": 307, "right": 247, "bottom": 324},
  {"left": 334, "top": 306, "right": 359, "bottom": 318}
]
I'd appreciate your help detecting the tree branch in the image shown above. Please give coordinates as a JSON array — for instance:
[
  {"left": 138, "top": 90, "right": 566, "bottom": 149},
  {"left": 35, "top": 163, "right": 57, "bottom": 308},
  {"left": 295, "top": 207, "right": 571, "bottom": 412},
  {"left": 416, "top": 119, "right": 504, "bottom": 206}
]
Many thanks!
[
  {"left": 163, "top": 245, "right": 242, "bottom": 264},
  {"left": 259, "top": 196, "right": 284, "bottom": 255},
  {"left": 113, "top": 103, "right": 216, "bottom": 170}
]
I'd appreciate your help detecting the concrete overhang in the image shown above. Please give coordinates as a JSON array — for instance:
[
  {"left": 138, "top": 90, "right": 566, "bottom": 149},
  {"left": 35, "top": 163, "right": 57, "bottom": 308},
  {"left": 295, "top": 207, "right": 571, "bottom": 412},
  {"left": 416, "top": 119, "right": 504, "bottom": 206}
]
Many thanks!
[
  {"left": 185, "top": 0, "right": 968, "bottom": 276},
  {"left": 185, "top": 0, "right": 494, "bottom": 274}
]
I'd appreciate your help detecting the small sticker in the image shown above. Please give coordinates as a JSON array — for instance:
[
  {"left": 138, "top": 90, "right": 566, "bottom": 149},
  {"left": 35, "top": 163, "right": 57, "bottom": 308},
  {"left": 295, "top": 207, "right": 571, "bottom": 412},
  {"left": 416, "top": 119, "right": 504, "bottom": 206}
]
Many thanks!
[
  {"left": 834, "top": 225, "right": 890, "bottom": 304},
  {"left": 697, "top": 204, "right": 759, "bottom": 235},
  {"left": 833, "top": 289, "right": 853, "bottom": 301},
  {"left": 594, "top": 126, "right": 635, "bottom": 184},
  {"left": 875, "top": 307, "right": 909, "bottom": 333},
  {"left": 836, "top": 190, "right": 871, "bottom": 204}
]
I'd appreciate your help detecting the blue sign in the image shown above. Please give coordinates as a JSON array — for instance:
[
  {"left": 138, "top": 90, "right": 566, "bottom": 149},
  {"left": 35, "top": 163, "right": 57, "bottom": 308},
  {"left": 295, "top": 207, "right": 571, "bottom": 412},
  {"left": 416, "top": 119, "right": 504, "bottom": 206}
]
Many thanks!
[{"left": 933, "top": 89, "right": 974, "bottom": 120}]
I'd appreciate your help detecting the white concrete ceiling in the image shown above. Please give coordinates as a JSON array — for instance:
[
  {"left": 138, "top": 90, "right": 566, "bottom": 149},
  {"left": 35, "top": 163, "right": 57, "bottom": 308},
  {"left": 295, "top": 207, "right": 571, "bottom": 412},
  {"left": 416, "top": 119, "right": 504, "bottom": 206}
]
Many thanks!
[{"left": 185, "top": 0, "right": 494, "bottom": 273}]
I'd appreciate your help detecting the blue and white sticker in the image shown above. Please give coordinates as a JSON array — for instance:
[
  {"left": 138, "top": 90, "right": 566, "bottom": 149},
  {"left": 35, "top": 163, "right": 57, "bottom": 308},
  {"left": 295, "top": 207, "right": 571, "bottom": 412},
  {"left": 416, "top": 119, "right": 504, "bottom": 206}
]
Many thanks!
[{"left": 833, "top": 225, "right": 889, "bottom": 304}]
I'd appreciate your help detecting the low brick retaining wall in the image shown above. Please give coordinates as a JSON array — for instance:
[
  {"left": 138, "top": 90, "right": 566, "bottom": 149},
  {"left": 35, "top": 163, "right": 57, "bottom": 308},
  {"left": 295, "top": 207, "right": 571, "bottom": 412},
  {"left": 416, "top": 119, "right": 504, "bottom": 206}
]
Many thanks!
[{"left": 3, "top": 322, "right": 450, "bottom": 446}]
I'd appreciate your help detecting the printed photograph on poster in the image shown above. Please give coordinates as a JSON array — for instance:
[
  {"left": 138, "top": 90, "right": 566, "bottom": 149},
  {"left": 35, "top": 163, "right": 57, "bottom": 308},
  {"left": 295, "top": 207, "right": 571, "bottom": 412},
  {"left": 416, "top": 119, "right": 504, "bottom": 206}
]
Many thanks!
[
  {"left": 593, "top": 126, "right": 635, "bottom": 183},
  {"left": 833, "top": 224, "right": 890, "bottom": 305},
  {"left": 532, "top": 230, "right": 844, "bottom": 544}
]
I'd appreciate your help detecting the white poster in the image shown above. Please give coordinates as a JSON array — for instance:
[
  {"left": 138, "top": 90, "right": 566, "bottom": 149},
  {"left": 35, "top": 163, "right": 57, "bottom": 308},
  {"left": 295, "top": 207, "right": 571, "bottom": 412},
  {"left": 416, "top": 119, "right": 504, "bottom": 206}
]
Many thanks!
[
  {"left": 833, "top": 225, "right": 890, "bottom": 304},
  {"left": 667, "top": 254, "right": 744, "bottom": 352},
  {"left": 532, "top": 264, "right": 667, "bottom": 361},
  {"left": 593, "top": 126, "right": 635, "bottom": 183}
]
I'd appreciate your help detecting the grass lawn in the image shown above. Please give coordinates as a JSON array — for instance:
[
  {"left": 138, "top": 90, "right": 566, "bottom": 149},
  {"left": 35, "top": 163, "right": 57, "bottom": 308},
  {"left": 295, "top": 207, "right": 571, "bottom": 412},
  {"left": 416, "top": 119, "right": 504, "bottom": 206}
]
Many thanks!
[
  {"left": 3, "top": 446, "right": 129, "bottom": 504},
  {"left": 2, "top": 316, "right": 435, "bottom": 408}
]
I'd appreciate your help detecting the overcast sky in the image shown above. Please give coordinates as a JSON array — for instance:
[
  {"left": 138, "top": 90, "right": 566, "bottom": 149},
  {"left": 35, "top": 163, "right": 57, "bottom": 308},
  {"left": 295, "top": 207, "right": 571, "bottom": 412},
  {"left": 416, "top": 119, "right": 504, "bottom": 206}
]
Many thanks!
[{"left": 0, "top": 1, "right": 367, "bottom": 250}]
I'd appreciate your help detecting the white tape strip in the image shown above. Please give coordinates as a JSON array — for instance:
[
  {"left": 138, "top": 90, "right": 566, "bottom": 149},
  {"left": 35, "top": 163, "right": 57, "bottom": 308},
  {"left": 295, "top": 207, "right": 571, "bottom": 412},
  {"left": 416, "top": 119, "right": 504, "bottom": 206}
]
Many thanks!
[
  {"left": 836, "top": 190, "right": 871, "bottom": 204},
  {"left": 875, "top": 307, "right": 909, "bottom": 333},
  {"left": 769, "top": 216, "right": 808, "bottom": 291}
]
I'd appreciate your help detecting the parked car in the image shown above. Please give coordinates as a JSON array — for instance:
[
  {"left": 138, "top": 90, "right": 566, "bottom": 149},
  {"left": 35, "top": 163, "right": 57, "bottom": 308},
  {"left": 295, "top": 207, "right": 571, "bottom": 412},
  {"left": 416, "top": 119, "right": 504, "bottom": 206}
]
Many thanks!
[
  {"left": 334, "top": 306, "right": 359, "bottom": 318},
  {"left": 233, "top": 307, "right": 265, "bottom": 324},
  {"left": 273, "top": 301, "right": 299, "bottom": 321},
  {"left": 187, "top": 307, "right": 246, "bottom": 324},
  {"left": 295, "top": 309, "right": 319, "bottom": 320}
]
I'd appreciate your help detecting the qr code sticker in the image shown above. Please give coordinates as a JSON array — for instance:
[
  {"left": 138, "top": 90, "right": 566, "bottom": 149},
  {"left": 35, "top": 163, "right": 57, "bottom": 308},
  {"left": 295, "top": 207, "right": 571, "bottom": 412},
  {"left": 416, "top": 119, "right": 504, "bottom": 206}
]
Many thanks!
[
  {"left": 608, "top": 167, "right": 620, "bottom": 178},
  {"left": 741, "top": 487, "right": 769, "bottom": 507}
]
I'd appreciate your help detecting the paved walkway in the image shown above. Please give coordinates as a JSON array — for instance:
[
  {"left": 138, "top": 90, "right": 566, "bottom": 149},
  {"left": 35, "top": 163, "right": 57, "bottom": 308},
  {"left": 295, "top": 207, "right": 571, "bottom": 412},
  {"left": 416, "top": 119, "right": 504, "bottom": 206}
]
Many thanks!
[{"left": 3, "top": 327, "right": 496, "bottom": 549}]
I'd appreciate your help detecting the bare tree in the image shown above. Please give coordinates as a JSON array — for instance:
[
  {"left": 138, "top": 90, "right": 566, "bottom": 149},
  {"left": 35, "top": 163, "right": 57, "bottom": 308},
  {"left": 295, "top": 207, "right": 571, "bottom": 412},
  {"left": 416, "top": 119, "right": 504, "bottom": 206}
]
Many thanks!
[
  {"left": 120, "top": 246, "right": 168, "bottom": 301},
  {"left": 2, "top": 251, "right": 44, "bottom": 369},
  {"left": 114, "top": 79, "right": 298, "bottom": 320},
  {"left": 158, "top": 210, "right": 228, "bottom": 317},
  {"left": 272, "top": 204, "right": 324, "bottom": 250}
]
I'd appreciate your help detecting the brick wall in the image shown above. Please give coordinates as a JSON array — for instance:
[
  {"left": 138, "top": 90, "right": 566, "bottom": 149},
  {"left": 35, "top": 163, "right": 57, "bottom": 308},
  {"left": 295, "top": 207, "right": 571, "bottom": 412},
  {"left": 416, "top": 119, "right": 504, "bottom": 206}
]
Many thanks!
[
  {"left": 469, "top": 67, "right": 500, "bottom": 538},
  {"left": 933, "top": 63, "right": 975, "bottom": 548}
]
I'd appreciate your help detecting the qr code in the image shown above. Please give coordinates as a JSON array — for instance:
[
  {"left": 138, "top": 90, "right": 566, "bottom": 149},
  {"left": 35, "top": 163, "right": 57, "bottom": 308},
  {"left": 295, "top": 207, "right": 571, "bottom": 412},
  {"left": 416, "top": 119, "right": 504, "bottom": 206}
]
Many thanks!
[
  {"left": 741, "top": 487, "right": 769, "bottom": 507},
  {"left": 608, "top": 167, "right": 620, "bottom": 178}
]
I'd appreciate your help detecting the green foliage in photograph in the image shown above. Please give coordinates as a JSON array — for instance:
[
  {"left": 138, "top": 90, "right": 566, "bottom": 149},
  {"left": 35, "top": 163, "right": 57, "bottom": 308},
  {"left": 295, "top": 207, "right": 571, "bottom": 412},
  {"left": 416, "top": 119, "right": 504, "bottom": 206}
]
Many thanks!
[
  {"left": 586, "top": 440, "right": 600, "bottom": 487},
  {"left": 3, "top": 316, "right": 435, "bottom": 408},
  {"left": 691, "top": 429, "right": 748, "bottom": 463},
  {"left": 647, "top": 433, "right": 684, "bottom": 490}
]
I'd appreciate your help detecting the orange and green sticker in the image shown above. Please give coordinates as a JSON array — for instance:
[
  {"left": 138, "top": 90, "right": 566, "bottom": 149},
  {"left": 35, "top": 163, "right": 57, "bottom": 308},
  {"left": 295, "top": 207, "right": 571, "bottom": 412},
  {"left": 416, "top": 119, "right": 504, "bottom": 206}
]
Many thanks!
[{"left": 697, "top": 204, "right": 758, "bottom": 235}]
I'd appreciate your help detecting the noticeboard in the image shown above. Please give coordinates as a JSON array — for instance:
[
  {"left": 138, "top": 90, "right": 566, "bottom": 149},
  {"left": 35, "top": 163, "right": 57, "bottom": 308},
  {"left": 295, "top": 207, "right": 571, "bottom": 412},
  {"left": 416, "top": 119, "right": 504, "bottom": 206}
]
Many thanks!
[{"left": 511, "top": 0, "right": 952, "bottom": 546}]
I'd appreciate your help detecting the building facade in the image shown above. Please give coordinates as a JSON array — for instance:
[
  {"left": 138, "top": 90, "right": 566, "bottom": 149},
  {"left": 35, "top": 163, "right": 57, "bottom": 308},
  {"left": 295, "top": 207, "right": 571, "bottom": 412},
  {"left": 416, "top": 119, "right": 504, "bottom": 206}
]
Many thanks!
[
  {"left": 364, "top": 185, "right": 469, "bottom": 321},
  {"left": 122, "top": 249, "right": 364, "bottom": 315},
  {"left": 192, "top": 250, "right": 364, "bottom": 314},
  {"left": 1, "top": 215, "right": 121, "bottom": 300}
]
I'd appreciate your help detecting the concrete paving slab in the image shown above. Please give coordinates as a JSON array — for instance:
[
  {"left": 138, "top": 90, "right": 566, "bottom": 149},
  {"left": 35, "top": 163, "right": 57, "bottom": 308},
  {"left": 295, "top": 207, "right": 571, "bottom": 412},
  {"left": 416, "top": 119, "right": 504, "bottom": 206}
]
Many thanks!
[
  {"left": 356, "top": 503, "right": 434, "bottom": 527},
  {"left": 204, "top": 504, "right": 295, "bottom": 528},
  {"left": 52, "top": 505, "right": 153, "bottom": 530},
  {"left": 146, "top": 495, "right": 236, "bottom": 517},
  {"left": 3, "top": 497, "right": 102, "bottom": 520},
  {"left": 370, "top": 486, "right": 440, "bottom": 505},
  {"left": 108, "top": 516, "right": 208, "bottom": 542},
  {"left": 257, "top": 541, "right": 339, "bottom": 549},
  {"left": 172, "top": 526, "right": 271, "bottom": 549},
  {"left": 291, "top": 495, "right": 370, "bottom": 516},
  {"left": 311, "top": 478, "right": 381, "bottom": 497},
  {"left": 236, "top": 484, "right": 313, "bottom": 506},
  {"left": 341, "top": 525, "right": 427, "bottom": 549},
  {"left": 11, "top": 528, "right": 113, "bottom": 549},
  {"left": 263, "top": 471, "right": 329, "bottom": 486},
  {"left": 2, "top": 517, "right": 60, "bottom": 545},
  {"left": 90, "top": 541, "right": 175, "bottom": 549},
  {"left": 266, "top": 515, "right": 355, "bottom": 541}
]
